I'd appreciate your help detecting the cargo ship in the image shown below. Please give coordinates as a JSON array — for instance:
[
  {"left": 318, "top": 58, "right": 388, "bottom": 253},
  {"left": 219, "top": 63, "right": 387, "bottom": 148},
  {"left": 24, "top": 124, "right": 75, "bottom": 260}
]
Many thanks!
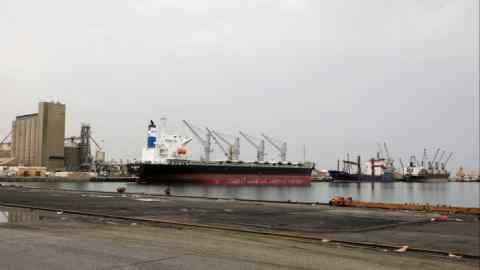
[
  {"left": 399, "top": 149, "right": 452, "bottom": 181},
  {"left": 128, "top": 121, "right": 314, "bottom": 186},
  {"left": 328, "top": 154, "right": 395, "bottom": 182}
]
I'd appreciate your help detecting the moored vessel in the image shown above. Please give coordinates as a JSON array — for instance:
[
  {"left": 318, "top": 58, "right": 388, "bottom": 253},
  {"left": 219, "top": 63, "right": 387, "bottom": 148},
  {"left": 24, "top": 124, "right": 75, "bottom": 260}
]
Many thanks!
[
  {"left": 399, "top": 149, "right": 452, "bottom": 182},
  {"left": 328, "top": 154, "right": 395, "bottom": 182},
  {"left": 128, "top": 120, "right": 314, "bottom": 186}
]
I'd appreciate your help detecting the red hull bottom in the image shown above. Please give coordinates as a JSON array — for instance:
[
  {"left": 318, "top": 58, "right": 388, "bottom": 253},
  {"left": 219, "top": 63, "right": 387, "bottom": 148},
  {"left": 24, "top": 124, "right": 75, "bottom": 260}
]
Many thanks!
[{"left": 140, "top": 173, "right": 312, "bottom": 186}]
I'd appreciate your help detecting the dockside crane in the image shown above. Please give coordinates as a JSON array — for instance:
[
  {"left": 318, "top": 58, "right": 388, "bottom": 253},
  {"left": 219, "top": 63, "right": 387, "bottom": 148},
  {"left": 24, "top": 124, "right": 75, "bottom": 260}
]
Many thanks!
[
  {"left": 261, "top": 134, "right": 287, "bottom": 162},
  {"left": 183, "top": 120, "right": 212, "bottom": 161},
  {"left": 211, "top": 130, "right": 240, "bottom": 161},
  {"left": 239, "top": 131, "right": 265, "bottom": 162}
]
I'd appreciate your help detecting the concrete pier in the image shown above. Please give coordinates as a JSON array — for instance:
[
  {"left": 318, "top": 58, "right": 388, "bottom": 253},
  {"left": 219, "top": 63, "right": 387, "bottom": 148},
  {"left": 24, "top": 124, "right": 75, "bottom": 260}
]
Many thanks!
[{"left": 0, "top": 186, "right": 478, "bottom": 269}]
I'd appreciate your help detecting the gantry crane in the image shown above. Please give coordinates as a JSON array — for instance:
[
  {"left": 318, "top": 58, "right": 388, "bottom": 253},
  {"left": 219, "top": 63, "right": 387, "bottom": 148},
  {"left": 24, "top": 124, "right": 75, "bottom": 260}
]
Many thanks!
[
  {"left": 211, "top": 130, "right": 240, "bottom": 161},
  {"left": 239, "top": 131, "right": 265, "bottom": 162},
  {"left": 183, "top": 120, "right": 212, "bottom": 161},
  {"left": 261, "top": 134, "right": 287, "bottom": 161}
]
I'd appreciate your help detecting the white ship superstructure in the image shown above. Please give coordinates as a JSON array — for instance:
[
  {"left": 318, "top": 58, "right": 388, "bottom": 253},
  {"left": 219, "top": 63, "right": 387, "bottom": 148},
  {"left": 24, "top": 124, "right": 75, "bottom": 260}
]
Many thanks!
[{"left": 141, "top": 119, "right": 192, "bottom": 164}]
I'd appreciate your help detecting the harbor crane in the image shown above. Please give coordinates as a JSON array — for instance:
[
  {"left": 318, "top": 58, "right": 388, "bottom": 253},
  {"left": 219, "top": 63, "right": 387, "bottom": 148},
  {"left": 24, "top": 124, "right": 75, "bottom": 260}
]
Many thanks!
[
  {"left": 239, "top": 131, "right": 265, "bottom": 162},
  {"left": 183, "top": 120, "right": 212, "bottom": 161},
  {"left": 211, "top": 130, "right": 240, "bottom": 161},
  {"left": 261, "top": 134, "right": 287, "bottom": 162}
]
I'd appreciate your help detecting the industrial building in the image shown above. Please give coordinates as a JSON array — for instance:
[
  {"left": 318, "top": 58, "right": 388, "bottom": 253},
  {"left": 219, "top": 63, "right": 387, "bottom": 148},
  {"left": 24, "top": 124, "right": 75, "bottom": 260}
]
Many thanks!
[{"left": 11, "top": 102, "right": 66, "bottom": 171}]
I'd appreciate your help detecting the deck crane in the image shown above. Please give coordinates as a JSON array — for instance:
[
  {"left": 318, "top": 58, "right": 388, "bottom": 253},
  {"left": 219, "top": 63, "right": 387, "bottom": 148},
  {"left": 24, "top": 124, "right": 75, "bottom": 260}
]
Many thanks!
[
  {"left": 182, "top": 120, "right": 212, "bottom": 161},
  {"left": 376, "top": 143, "right": 385, "bottom": 159},
  {"left": 206, "top": 128, "right": 229, "bottom": 160},
  {"left": 239, "top": 131, "right": 265, "bottom": 162},
  {"left": 429, "top": 148, "right": 440, "bottom": 170},
  {"left": 383, "top": 142, "right": 395, "bottom": 168},
  {"left": 383, "top": 142, "right": 391, "bottom": 160},
  {"left": 262, "top": 134, "right": 287, "bottom": 162},
  {"left": 441, "top": 152, "right": 453, "bottom": 170},
  {"left": 410, "top": 155, "right": 419, "bottom": 167},
  {"left": 211, "top": 130, "right": 240, "bottom": 161},
  {"left": 421, "top": 148, "right": 428, "bottom": 167},
  {"left": 437, "top": 150, "right": 446, "bottom": 163},
  {"left": 431, "top": 148, "right": 441, "bottom": 164},
  {"left": 399, "top": 158, "right": 405, "bottom": 173},
  {"left": 436, "top": 150, "right": 446, "bottom": 170}
]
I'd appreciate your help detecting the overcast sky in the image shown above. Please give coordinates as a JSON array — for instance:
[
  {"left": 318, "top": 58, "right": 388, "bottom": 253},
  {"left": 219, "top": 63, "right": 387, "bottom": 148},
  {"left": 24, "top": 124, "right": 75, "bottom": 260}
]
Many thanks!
[{"left": 1, "top": 0, "right": 479, "bottom": 172}]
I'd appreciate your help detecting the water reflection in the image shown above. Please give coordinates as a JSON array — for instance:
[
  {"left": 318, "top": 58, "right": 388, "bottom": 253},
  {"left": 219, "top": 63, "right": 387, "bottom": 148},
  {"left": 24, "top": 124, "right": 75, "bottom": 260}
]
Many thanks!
[{"left": 1, "top": 182, "right": 479, "bottom": 208}]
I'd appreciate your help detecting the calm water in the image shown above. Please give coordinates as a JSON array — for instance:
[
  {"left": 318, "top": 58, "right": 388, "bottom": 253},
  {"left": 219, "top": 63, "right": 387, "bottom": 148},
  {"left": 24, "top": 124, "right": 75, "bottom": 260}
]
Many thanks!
[{"left": 2, "top": 181, "right": 479, "bottom": 208}]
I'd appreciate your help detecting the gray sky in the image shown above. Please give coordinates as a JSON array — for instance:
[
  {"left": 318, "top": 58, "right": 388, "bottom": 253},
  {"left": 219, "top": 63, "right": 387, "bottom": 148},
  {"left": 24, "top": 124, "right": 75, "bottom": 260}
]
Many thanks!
[{"left": 1, "top": 0, "right": 479, "bottom": 172}]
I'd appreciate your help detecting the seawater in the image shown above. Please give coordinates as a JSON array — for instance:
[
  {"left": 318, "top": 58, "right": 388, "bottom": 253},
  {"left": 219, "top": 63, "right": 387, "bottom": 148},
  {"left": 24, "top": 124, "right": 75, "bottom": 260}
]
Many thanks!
[{"left": 2, "top": 181, "right": 479, "bottom": 208}]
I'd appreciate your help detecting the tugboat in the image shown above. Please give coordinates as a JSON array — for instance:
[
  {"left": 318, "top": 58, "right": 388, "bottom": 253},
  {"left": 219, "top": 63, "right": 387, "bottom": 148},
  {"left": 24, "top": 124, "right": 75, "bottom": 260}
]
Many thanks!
[{"left": 128, "top": 120, "right": 315, "bottom": 186}]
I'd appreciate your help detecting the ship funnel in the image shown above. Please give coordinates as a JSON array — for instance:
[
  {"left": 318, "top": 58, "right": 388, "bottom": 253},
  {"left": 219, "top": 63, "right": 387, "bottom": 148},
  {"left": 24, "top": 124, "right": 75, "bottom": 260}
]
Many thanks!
[{"left": 147, "top": 120, "right": 157, "bottom": 149}]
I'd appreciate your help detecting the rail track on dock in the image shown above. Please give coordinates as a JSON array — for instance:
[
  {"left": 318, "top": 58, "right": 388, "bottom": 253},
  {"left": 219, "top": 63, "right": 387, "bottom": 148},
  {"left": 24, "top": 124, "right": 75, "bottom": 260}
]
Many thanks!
[{"left": 0, "top": 200, "right": 478, "bottom": 261}]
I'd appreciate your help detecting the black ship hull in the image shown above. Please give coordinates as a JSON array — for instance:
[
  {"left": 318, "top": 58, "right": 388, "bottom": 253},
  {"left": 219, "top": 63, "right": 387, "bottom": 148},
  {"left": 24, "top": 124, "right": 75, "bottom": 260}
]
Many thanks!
[
  {"left": 129, "top": 161, "right": 314, "bottom": 186},
  {"left": 328, "top": 170, "right": 394, "bottom": 182}
]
